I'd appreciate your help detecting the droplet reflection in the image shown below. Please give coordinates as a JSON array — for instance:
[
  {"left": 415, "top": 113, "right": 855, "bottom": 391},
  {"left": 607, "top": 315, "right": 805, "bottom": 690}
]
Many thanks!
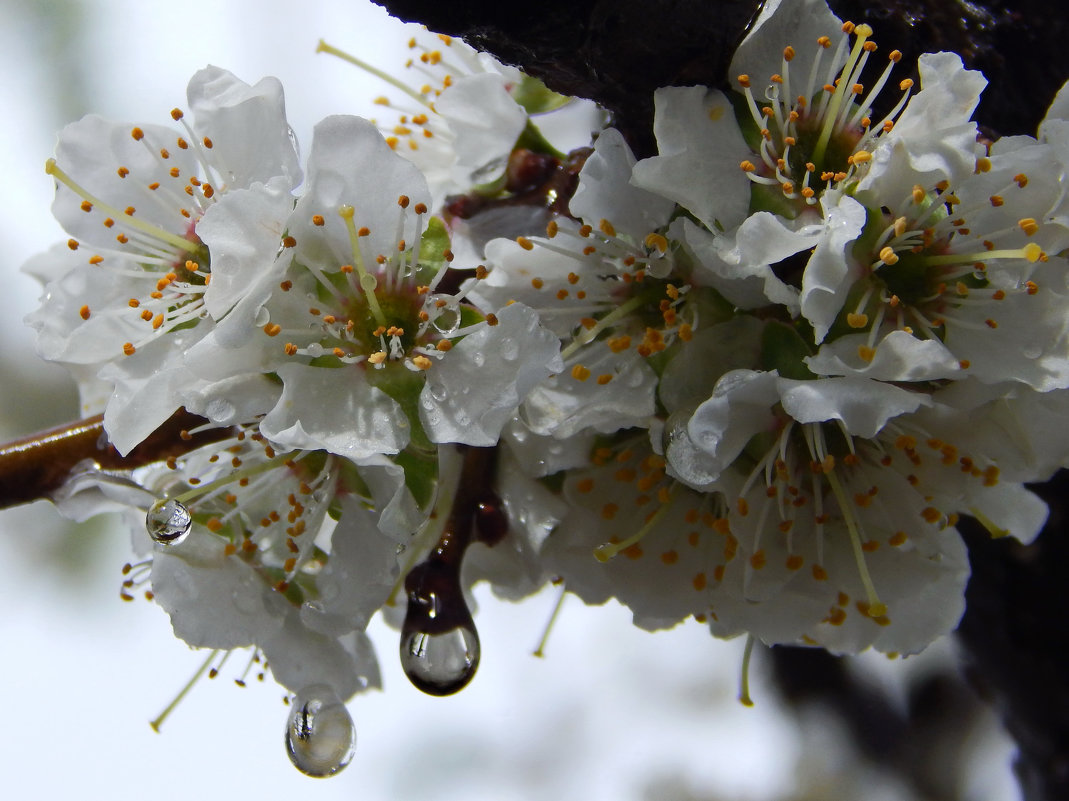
[
  {"left": 400, "top": 559, "right": 480, "bottom": 696},
  {"left": 401, "top": 623, "right": 480, "bottom": 696},
  {"left": 146, "top": 498, "right": 192, "bottom": 545},
  {"left": 284, "top": 684, "right": 356, "bottom": 778}
]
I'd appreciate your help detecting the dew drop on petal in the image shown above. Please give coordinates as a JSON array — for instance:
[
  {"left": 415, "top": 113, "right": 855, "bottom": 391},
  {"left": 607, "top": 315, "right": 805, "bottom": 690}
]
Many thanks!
[
  {"left": 499, "top": 337, "right": 518, "bottom": 361},
  {"left": 400, "top": 624, "right": 480, "bottom": 696},
  {"left": 146, "top": 498, "right": 192, "bottom": 545},
  {"left": 284, "top": 684, "right": 356, "bottom": 778}
]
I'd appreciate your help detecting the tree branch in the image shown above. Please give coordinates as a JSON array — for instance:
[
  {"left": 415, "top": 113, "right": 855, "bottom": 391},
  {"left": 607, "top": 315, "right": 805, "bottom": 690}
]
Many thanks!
[{"left": 0, "top": 410, "right": 230, "bottom": 511}]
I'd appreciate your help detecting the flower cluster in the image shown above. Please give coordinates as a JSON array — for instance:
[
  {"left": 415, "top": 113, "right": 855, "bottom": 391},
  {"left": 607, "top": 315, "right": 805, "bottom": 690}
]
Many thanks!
[{"left": 22, "top": 2, "right": 1069, "bottom": 776}]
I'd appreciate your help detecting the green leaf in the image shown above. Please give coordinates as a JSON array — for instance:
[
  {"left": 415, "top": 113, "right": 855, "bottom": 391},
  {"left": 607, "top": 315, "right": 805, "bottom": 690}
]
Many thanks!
[
  {"left": 510, "top": 75, "right": 573, "bottom": 114},
  {"left": 416, "top": 216, "right": 452, "bottom": 285},
  {"left": 394, "top": 448, "right": 440, "bottom": 512},
  {"left": 761, "top": 321, "right": 816, "bottom": 380},
  {"left": 515, "top": 119, "right": 566, "bottom": 160}
]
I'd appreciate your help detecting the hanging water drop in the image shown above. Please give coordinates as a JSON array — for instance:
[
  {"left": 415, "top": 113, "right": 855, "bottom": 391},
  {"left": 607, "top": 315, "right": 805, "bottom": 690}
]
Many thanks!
[
  {"left": 284, "top": 684, "right": 356, "bottom": 778},
  {"left": 400, "top": 623, "right": 480, "bottom": 696},
  {"left": 146, "top": 498, "right": 192, "bottom": 545},
  {"left": 400, "top": 559, "right": 480, "bottom": 696}
]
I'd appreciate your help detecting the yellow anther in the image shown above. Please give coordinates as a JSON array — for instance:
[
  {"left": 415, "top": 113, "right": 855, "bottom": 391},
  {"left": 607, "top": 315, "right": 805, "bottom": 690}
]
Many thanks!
[{"left": 846, "top": 312, "right": 869, "bottom": 328}]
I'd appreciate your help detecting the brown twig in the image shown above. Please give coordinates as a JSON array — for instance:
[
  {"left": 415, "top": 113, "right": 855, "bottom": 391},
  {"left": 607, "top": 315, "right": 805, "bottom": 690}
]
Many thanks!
[{"left": 0, "top": 409, "right": 230, "bottom": 510}]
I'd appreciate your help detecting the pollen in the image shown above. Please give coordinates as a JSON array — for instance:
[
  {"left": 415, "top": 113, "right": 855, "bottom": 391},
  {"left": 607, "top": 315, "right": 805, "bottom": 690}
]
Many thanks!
[{"left": 571, "top": 364, "right": 591, "bottom": 382}]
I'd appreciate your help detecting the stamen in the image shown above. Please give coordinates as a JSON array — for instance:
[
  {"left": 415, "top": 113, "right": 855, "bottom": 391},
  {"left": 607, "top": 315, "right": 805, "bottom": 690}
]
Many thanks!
[
  {"left": 594, "top": 487, "right": 676, "bottom": 562},
  {"left": 149, "top": 649, "right": 220, "bottom": 732},
  {"left": 317, "top": 39, "right": 430, "bottom": 107},
  {"left": 532, "top": 583, "right": 568, "bottom": 658},
  {"left": 338, "top": 205, "right": 387, "bottom": 328},
  {"left": 824, "top": 468, "right": 887, "bottom": 618},
  {"left": 738, "top": 634, "right": 756, "bottom": 707},
  {"left": 45, "top": 159, "right": 198, "bottom": 254}
]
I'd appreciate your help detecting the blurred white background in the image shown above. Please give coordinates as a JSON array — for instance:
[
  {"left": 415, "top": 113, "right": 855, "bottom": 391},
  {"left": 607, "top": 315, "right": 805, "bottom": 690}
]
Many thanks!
[{"left": 0, "top": 1, "right": 1021, "bottom": 798}]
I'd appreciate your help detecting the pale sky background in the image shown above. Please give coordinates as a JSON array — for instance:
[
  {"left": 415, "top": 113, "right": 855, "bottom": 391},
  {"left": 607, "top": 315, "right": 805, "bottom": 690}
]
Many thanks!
[{"left": 0, "top": 1, "right": 1019, "bottom": 799}]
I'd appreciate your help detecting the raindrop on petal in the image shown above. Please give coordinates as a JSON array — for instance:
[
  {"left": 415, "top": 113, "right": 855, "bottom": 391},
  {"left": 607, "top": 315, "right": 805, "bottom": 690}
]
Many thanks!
[
  {"left": 146, "top": 498, "right": 192, "bottom": 545},
  {"left": 284, "top": 684, "right": 356, "bottom": 778},
  {"left": 499, "top": 337, "right": 518, "bottom": 361}
]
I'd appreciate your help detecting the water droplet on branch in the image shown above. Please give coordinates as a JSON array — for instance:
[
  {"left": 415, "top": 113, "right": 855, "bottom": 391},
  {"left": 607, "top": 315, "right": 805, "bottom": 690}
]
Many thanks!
[
  {"left": 146, "top": 498, "right": 192, "bottom": 545},
  {"left": 284, "top": 684, "right": 356, "bottom": 778},
  {"left": 400, "top": 560, "right": 480, "bottom": 696},
  {"left": 474, "top": 493, "right": 508, "bottom": 546}
]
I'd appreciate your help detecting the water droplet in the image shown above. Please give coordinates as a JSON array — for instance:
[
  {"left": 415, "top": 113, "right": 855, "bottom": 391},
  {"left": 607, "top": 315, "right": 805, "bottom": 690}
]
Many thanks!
[
  {"left": 305, "top": 342, "right": 324, "bottom": 357},
  {"left": 400, "top": 624, "right": 480, "bottom": 696},
  {"left": 254, "top": 306, "right": 270, "bottom": 327},
  {"left": 146, "top": 498, "right": 192, "bottom": 545},
  {"left": 205, "top": 398, "right": 235, "bottom": 423},
  {"left": 474, "top": 495, "right": 508, "bottom": 546},
  {"left": 499, "top": 337, "right": 518, "bottom": 361},
  {"left": 471, "top": 351, "right": 485, "bottom": 368},
  {"left": 400, "top": 560, "right": 480, "bottom": 696},
  {"left": 284, "top": 684, "right": 356, "bottom": 778}
]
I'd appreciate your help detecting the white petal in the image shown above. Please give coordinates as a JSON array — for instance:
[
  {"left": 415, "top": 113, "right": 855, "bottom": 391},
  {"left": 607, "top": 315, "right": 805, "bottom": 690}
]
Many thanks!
[
  {"left": 729, "top": 0, "right": 846, "bottom": 95},
  {"left": 857, "top": 53, "right": 986, "bottom": 209},
  {"left": 572, "top": 128, "right": 673, "bottom": 238},
  {"left": 287, "top": 115, "right": 431, "bottom": 271},
  {"left": 197, "top": 179, "right": 293, "bottom": 319},
  {"left": 798, "top": 191, "right": 868, "bottom": 343},
  {"left": 434, "top": 72, "right": 527, "bottom": 175},
  {"left": 778, "top": 375, "right": 929, "bottom": 437},
  {"left": 186, "top": 66, "right": 302, "bottom": 189},
  {"left": 806, "top": 330, "right": 964, "bottom": 381},
  {"left": 631, "top": 87, "right": 752, "bottom": 231},
  {"left": 420, "top": 303, "right": 562, "bottom": 446},
  {"left": 260, "top": 363, "right": 409, "bottom": 458}
]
